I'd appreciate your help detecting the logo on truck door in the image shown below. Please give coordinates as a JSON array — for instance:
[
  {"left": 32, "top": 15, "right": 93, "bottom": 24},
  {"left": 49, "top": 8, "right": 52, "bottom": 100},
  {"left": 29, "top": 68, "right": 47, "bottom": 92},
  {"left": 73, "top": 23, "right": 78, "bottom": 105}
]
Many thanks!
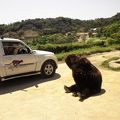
[{"left": 8, "top": 60, "right": 23, "bottom": 69}]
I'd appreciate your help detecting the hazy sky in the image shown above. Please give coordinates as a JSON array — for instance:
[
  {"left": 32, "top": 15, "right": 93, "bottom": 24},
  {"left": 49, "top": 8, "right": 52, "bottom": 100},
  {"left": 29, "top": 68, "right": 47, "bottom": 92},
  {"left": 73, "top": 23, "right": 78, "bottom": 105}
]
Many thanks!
[{"left": 0, "top": 0, "right": 120, "bottom": 24}]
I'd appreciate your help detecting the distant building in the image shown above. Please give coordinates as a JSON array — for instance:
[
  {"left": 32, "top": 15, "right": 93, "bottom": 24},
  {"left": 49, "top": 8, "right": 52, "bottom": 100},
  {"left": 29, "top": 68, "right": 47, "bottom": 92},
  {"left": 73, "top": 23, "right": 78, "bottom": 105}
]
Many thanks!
[
  {"left": 92, "top": 32, "right": 98, "bottom": 37},
  {"left": 76, "top": 32, "right": 89, "bottom": 42}
]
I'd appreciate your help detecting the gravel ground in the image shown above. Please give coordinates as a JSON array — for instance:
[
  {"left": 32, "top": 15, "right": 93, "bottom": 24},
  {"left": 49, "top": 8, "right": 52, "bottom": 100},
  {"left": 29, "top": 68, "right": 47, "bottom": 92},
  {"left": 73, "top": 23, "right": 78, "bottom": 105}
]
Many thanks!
[{"left": 0, "top": 51, "right": 120, "bottom": 120}]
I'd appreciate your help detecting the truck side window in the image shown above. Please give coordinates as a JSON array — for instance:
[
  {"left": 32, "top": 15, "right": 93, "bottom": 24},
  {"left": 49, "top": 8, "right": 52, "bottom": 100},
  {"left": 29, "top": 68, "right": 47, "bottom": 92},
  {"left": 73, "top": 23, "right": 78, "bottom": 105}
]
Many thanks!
[
  {"left": 2, "top": 42, "right": 30, "bottom": 55},
  {"left": 2, "top": 42, "right": 15, "bottom": 55}
]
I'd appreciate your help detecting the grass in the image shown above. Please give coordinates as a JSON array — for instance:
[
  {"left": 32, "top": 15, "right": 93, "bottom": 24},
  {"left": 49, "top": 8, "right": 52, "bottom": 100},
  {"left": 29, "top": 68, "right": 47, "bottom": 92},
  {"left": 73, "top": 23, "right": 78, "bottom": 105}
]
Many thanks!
[
  {"left": 101, "top": 57, "right": 120, "bottom": 71},
  {"left": 56, "top": 45, "right": 120, "bottom": 61}
]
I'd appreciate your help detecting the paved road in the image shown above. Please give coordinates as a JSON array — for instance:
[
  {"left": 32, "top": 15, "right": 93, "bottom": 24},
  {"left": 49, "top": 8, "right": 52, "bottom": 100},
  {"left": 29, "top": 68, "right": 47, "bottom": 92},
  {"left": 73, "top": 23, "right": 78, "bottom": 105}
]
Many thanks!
[{"left": 0, "top": 51, "right": 120, "bottom": 120}]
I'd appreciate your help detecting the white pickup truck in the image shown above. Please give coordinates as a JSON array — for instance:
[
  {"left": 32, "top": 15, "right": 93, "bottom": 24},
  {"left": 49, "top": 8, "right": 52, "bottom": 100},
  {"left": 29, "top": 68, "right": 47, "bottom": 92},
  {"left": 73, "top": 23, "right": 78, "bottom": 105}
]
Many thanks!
[{"left": 0, "top": 37, "right": 58, "bottom": 81}]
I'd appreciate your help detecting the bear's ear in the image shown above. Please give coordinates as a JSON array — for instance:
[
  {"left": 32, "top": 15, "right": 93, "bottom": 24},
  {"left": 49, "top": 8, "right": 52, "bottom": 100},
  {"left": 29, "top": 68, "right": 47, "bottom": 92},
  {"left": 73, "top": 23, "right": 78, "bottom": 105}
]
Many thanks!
[{"left": 80, "top": 57, "right": 91, "bottom": 65}]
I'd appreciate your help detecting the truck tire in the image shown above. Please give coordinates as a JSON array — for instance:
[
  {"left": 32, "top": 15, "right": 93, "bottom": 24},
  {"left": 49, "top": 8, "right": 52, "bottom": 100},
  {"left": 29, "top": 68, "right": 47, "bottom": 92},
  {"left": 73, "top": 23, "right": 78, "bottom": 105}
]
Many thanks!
[{"left": 41, "top": 60, "right": 56, "bottom": 78}]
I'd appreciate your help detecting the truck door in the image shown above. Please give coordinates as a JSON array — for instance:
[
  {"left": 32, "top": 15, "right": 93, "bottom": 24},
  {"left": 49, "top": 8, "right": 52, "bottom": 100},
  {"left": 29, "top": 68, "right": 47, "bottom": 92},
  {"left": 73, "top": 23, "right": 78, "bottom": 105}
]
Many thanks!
[{"left": 2, "top": 41, "right": 36, "bottom": 76}]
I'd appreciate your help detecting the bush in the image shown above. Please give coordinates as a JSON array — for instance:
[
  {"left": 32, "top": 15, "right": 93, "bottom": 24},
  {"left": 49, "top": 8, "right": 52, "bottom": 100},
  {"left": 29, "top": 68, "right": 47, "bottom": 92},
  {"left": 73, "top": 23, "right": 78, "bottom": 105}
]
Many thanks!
[
  {"left": 37, "top": 43, "right": 91, "bottom": 53},
  {"left": 106, "top": 37, "right": 120, "bottom": 45},
  {"left": 87, "top": 38, "right": 106, "bottom": 46},
  {"left": 93, "top": 40, "right": 106, "bottom": 46}
]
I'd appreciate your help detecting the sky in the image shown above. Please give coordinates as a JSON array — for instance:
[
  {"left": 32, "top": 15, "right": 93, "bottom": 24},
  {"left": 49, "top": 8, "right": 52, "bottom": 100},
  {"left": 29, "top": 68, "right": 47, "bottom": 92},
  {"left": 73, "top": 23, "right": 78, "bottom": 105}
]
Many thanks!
[{"left": 0, "top": 0, "right": 120, "bottom": 24}]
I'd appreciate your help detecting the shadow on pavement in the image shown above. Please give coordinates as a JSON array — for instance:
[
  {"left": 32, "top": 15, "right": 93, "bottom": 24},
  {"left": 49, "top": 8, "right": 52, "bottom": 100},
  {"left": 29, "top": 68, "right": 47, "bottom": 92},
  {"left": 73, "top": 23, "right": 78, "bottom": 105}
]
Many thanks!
[
  {"left": 92, "top": 89, "right": 106, "bottom": 97},
  {"left": 0, "top": 73, "right": 61, "bottom": 95},
  {"left": 94, "top": 89, "right": 106, "bottom": 96},
  {"left": 79, "top": 89, "right": 106, "bottom": 102}
]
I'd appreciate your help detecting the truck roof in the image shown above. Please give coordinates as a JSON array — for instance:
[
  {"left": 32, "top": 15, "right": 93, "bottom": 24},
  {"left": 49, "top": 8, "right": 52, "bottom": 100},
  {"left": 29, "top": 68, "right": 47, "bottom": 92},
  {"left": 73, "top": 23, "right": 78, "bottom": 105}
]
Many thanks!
[{"left": 0, "top": 37, "right": 22, "bottom": 42}]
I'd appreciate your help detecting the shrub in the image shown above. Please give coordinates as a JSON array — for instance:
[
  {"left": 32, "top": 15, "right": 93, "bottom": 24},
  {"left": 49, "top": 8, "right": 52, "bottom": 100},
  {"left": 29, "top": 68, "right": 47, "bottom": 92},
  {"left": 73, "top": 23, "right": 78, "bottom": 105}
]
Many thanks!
[
  {"left": 37, "top": 43, "right": 91, "bottom": 54},
  {"left": 106, "top": 37, "right": 119, "bottom": 45},
  {"left": 93, "top": 40, "right": 106, "bottom": 46}
]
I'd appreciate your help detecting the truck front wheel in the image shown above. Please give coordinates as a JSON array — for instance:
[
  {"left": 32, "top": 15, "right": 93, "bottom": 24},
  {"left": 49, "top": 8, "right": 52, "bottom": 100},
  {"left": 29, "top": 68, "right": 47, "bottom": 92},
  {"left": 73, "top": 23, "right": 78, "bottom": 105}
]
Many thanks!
[{"left": 41, "top": 60, "right": 56, "bottom": 78}]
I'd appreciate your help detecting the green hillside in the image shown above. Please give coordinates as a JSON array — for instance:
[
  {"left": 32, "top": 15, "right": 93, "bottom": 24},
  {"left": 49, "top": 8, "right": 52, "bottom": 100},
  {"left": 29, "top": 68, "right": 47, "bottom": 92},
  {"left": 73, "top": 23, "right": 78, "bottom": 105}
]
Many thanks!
[{"left": 0, "top": 13, "right": 120, "bottom": 41}]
